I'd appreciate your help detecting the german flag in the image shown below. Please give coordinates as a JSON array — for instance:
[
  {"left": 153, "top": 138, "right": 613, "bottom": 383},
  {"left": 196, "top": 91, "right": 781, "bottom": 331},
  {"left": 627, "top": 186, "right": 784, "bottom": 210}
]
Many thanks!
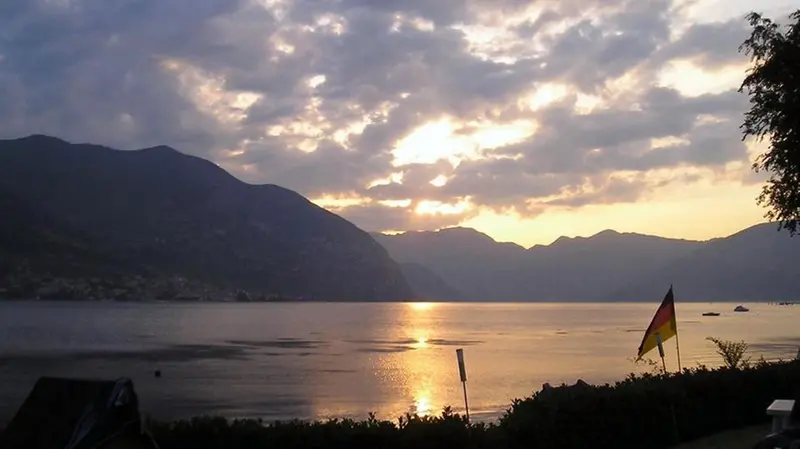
[{"left": 637, "top": 286, "right": 677, "bottom": 359}]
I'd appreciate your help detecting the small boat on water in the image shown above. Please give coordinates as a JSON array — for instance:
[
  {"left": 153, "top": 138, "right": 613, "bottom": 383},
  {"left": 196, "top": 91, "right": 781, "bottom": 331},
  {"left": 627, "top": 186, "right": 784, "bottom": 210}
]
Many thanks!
[
  {"left": 702, "top": 312, "right": 720, "bottom": 317},
  {"left": 734, "top": 305, "right": 750, "bottom": 312}
]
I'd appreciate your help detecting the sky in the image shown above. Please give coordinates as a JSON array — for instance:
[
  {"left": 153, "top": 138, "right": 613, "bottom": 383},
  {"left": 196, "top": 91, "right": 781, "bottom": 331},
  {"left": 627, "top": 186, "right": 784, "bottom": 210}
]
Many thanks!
[{"left": 0, "top": 0, "right": 797, "bottom": 247}]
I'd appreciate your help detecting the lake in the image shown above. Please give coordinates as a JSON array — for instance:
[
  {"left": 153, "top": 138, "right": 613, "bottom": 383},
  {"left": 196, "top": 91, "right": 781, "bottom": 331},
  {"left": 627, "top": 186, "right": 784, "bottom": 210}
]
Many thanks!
[{"left": 0, "top": 301, "right": 798, "bottom": 424}]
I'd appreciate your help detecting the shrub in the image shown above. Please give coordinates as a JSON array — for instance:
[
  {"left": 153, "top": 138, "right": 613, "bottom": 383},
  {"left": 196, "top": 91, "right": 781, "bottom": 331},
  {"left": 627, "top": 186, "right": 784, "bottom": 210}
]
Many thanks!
[
  {"left": 500, "top": 360, "right": 799, "bottom": 449},
  {"left": 707, "top": 336, "right": 751, "bottom": 369},
  {"left": 150, "top": 360, "right": 800, "bottom": 449}
]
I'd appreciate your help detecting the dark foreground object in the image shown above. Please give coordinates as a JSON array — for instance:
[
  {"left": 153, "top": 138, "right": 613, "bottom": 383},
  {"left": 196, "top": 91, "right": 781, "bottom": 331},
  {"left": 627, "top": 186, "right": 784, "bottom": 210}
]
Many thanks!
[{"left": 0, "top": 377, "right": 158, "bottom": 449}]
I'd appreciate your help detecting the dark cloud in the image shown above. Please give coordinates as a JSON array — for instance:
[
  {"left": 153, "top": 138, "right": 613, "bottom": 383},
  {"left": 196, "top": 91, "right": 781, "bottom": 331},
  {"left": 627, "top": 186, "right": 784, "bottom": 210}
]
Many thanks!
[
  {"left": 514, "top": 10, "right": 563, "bottom": 39},
  {"left": 539, "top": 0, "right": 673, "bottom": 91},
  {"left": 497, "top": 87, "right": 747, "bottom": 174},
  {"left": 0, "top": 0, "right": 759, "bottom": 231},
  {"left": 654, "top": 20, "right": 751, "bottom": 69}
]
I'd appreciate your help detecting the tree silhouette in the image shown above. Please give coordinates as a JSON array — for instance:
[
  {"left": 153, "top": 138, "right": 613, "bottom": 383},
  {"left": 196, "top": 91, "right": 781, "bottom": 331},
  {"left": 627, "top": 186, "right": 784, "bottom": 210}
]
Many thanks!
[{"left": 739, "top": 10, "right": 800, "bottom": 235}]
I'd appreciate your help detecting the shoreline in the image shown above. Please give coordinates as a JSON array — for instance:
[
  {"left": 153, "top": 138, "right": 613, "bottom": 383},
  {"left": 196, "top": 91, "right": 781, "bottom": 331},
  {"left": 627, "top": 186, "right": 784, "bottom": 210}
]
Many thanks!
[{"left": 0, "top": 298, "right": 788, "bottom": 304}]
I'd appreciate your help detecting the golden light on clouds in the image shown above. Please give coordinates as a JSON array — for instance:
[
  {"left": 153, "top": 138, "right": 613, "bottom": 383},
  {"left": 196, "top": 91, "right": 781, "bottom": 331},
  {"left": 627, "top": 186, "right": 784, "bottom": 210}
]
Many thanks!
[
  {"left": 332, "top": 119, "right": 370, "bottom": 146},
  {"left": 314, "top": 13, "right": 347, "bottom": 35},
  {"left": 269, "top": 35, "right": 296, "bottom": 60},
  {"left": 157, "top": 0, "right": 782, "bottom": 250},
  {"left": 392, "top": 118, "right": 536, "bottom": 167},
  {"left": 392, "top": 119, "right": 468, "bottom": 166},
  {"left": 368, "top": 172, "right": 404, "bottom": 189},
  {"left": 429, "top": 175, "right": 448, "bottom": 187},
  {"left": 307, "top": 74, "right": 327, "bottom": 89},
  {"left": 415, "top": 199, "right": 470, "bottom": 216},
  {"left": 468, "top": 119, "right": 537, "bottom": 150},
  {"left": 651, "top": 136, "right": 691, "bottom": 148},
  {"left": 380, "top": 199, "right": 413, "bottom": 208},
  {"left": 522, "top": 83, "right": 603, "bottom": 114},
  {"left": 391, "top": 14, "right": 436, "bottom": 33},
  {"left": 310, "top": 194, "right": 369, "bottom": 209},
  {"left": 657, "top": 60, "right": 749, "bottom": 97},
  {"left": 526, "top": 83, "right": 568, "bottom": 110},
  {"left": 161, "top": 58, "right": 261, "bottom": 125}
]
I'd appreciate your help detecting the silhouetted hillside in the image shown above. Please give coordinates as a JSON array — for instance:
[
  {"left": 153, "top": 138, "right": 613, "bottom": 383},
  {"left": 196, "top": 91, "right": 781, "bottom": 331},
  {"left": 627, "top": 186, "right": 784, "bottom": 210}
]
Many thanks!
[
  {"left": 519, "top": 230, "right": 703, "bottom": 301},
  {"left": 612, "top": 223, "right": 800, "bottom": 301},
  {"left": 375, "top": 224, "right": 798, "bottom": 302},
  {"left": 398, "top": 262, "right": 465, "bottom": 302},
  {"left": 0, "top": 135, "right": 412, "bottom": 301},
  {"left": 372, "top": 228, "right": 528, "bottom": 301}
]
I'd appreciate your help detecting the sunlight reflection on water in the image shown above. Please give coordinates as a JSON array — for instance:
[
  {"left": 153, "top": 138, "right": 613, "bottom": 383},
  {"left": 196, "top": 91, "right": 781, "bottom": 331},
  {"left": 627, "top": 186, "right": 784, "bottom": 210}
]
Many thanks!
[{"left": 0, "top": 300, "right": 798, "bottom": 424}]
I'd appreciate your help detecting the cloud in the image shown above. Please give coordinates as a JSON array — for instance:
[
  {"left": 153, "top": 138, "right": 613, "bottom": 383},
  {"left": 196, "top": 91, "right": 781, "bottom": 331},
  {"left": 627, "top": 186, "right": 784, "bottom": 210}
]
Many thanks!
[
  {"left": 334, "top": 201, "right": 477, "bottom": 232},
  {"left": 545, "top": 175, "right": 649, "bottom": 208},
  {"left": 655, "top": 20, "right": 751, "bottom": 69},
  {"left": 0, "top": 0, "right": 772, "bottom": 232}
]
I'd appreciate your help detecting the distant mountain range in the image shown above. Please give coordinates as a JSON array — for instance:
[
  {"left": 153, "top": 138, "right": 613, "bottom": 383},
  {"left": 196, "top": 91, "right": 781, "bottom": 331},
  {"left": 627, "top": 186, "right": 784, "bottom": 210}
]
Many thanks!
[
  {"left": 0, "top": 135, "right": 412, "bottom": 301},
  {"left": 373, "top": 224, "right": 800, "bottom": 302},
  {"left": 1, "top": 134, "right": 797, "bottom": 303}
]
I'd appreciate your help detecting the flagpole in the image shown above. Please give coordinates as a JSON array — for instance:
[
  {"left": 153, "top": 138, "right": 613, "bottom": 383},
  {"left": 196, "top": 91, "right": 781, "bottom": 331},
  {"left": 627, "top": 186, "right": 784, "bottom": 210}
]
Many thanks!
[
  {"left": 656, "top": 333, "right": 668, "bottom": 373},
  {"left": 456, "top": 349, "right": 470, "bottom": 421},
  {"left": 672, "top": 285, "right": 683, "bottom": 372}
]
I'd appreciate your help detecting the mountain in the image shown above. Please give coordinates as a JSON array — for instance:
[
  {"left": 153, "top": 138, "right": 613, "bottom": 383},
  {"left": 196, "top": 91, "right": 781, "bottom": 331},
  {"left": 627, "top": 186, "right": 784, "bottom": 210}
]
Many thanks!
[
  {"left": 0, "top": 185, "right": 103, "bottom": 273},
  {"left": 375, "top": 224, "right": 799, "bottom": 302},
  {"left": 397, "top": 262, "right": 465, "bottom": 302},
  {"left": 612, "top": 223, "right": 800, "bottom": 302},
  {"left": 372, "top": 228, "right": 529, "bottom": 301},
  {"left": 520, "top": 230, "right": 703, "bottom": 301},
  {"left": 0, "top": 135, "right": 412, "bottom": 301}
]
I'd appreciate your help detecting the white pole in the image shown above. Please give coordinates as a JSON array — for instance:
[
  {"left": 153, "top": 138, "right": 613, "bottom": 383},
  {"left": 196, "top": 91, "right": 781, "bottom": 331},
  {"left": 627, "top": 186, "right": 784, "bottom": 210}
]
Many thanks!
[{"left": 456, "top": 348, "right": 470, "bottom": 421}]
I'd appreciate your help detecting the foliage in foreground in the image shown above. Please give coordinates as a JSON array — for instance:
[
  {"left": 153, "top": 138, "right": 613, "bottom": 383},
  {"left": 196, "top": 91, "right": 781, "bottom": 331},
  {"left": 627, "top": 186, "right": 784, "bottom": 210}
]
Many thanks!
[
  {"left": 740, "top": 9, "right": 800, "bottom": 234},
  {"left": 707, "top": 336, "right": 752, "bottom": 369},
  {"left": 149, "top": 360, "right": 800, "bottom": 449}
]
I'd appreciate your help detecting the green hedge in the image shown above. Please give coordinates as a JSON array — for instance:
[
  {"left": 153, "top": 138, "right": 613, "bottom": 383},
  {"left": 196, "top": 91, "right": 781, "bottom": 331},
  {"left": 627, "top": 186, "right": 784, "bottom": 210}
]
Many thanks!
[{"left": 150, "top": 361, "right": 800, "bottom": 449}]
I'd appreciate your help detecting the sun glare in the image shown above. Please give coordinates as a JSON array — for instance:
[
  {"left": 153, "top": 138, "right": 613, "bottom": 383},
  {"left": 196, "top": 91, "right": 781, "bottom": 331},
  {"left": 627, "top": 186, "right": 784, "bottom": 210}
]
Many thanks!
[
  {"left": 412, "top": 334, "right": 429, "bottom": 349},
  {"left": 525, "top": 83, "right": 568, "bottom": 110},
  {"left": 392, "top": 118, "right": 536, "bottom": 167},
  {"left": 408, "top": 302, "right": 435, "bottom": 311},
  {"left": 392, "top": 119, "right": 471, "bottom": 166},
  {"left": 413, "top": 392, "right": 432, "bottom": 416}
]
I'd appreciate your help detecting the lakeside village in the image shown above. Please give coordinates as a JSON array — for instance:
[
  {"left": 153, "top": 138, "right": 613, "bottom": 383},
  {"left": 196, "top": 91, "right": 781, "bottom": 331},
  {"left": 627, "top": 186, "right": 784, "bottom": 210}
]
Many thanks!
[{"left": 0, "top": 265, "right": 298, "bottom": 302}]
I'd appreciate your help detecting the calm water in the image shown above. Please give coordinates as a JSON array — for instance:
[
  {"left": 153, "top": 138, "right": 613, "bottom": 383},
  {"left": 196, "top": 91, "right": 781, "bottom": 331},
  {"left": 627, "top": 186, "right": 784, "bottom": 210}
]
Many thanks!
[{"left": 0, "top": 301, "right": 798, "bottom": 424}]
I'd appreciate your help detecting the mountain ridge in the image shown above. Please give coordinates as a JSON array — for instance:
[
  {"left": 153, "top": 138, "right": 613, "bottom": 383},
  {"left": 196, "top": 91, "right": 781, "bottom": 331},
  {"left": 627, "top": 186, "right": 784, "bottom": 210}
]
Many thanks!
[
  {"left": 1, "top": 134, "right": 796, "bottom": 303},
  {"left": 378, "top": 226, "right": 715, "bottom": 251},
  {"left": 0, "top": 135, "right": 413, "bottom": 301},
  {"left": 374, "top": 222, "right": 797, "bottom": 302}
]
